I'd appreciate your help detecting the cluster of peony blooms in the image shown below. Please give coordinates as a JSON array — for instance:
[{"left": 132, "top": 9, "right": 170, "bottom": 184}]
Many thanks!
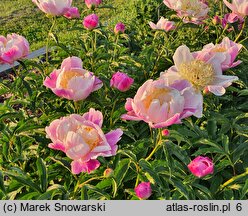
[
  {"left": 2, "top": 0, "right": 241, "bottom": 181},
  {"left": 122, "top": 37, "right": 241, "bottom": 128}
]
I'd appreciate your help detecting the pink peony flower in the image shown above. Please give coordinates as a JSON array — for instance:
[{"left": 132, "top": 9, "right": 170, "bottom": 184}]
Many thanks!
[
  {"left": 223, "top": 0, "right": 248, "bottom": 17},
  {"left": 160, "top": 45, "right": 238, "bottom": 96},
  {"left": 121, "top": 78, "right": 203, "bottom": 128},
  {"left": 45, "top": 108, "right": 123, "bottom": 174},
  {"left": 188, "top": 156, "right": 214, "bottom": 178},
  {"left": 64, "top": 7, "right": 80, "bottom": 19},
  {"left": 110, "top": 71, "right": 134, "bottom": 92},
  {"left": 193, "top": 37, "right": 242, "bottom": 71},
  {"left": 43, "top": 56, "right": 103, "bottom": 101},
  {"left": 135, "top": 182, "right": 152, "bottom": 200},
  {"left": 32, "top": 0, "right": 72, "bottom": 16},
  {"left": 0, "top": 34, "right": 29, "bottom": 65},
  {"left": 114, "top": 22, "right": 126, "bottom": 34},
  {"left": 83, "top": 14, "right": 99, "bottom": 30},
  {"left": 149, "top": 17, "right": 176, "bottom": 32},
  {"left": 163, "top": 0, "right": 209, "bottom": 24},
  {"left": 85, "top": 0, "right": 102, "bottom": 9}
]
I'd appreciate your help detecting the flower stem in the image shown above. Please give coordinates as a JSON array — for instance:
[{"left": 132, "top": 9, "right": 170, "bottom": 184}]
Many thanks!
[
  {"left": 145, "top": 129, "right": 162, "bottom": 161},
  {"left": 46, "top": 17, "right": 56, "bottom": 74},
  {"left": 234, "top": 18, "right": 246, "bottom": 42}
]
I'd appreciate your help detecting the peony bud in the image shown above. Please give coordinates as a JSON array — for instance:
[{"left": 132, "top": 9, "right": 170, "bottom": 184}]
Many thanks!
[
  {"left": 134, "top": 182, "right": 152, "bottom": 200},
  {"left": 85, "top": 0, "right": 102, "bottom": 9},
  {"left": 110, "top": 71, "right": 134, "bottom": 92},
  {"left": 162, "top": 129, "right": 170, "bottom": 136},
  {"left": 83, "top": 14, "right": 99, "bottom": 30},
  {"left": 114, "top": 22, "right": 125, "bottom": 34},
  {"left": 188, "top": 156, "right": 214, "bottom": 178},
  {"left": 103, "top": 168, "right": 114, "bottom": 177}
]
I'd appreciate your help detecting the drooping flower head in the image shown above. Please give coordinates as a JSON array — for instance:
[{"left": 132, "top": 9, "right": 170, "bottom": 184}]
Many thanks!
[
  {"left": 223, "top": 0, "right": 248, "bottom": 17},
  {"left": 163, "top": 0, "right": 209, "bottom": 24},
  {"left": 149, "top": 17, "right": 176, "bottom": 32},
  {"left": 32, "top": 0, "right": 72, "bottom": 16},
  {"left": 121, "top": 78, "right": 203, "bottom": 128},
  {"left": 135, "top": 182, "right": 152, "bottom": 200},
  {"left": 46, "top": 108, "right": 123, "bottom": 174},
  {"left": 110, "top": 71, "right": 134, "bottom": 92},
  {"left": 43, "top": 56, "right": 103, "bottom": 101},
  {"left": 160, "top": 45, "right": 238, "bottom": 96},
  {"left": 188, "top": 156, "right": 214, "bottom": 178},
  {"left": 0, "top": 33, "right": 29, "bottom": 65}
]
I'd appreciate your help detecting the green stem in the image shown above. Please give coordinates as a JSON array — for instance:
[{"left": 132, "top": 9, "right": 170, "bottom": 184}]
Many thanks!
[
  {"left": 145, "top": 129, "right": 162, "bottom": 161},
  {"left": 78, "top": 176, "right": 104, "bottom": 188},
  {"left": 74, "top": 101, "right": 80, "bottom": 114},
  {"left": 113, "top": 34, "right": 119, "bottom": 61},
  {"left": 220, "top": 168, "right": 248, "bottom": 189},
  {"left": 234, "top": 18, "right": 246, "bottom": 42},
  {"left": 46, "top": 17, "right": 56, "bottom": 74}
]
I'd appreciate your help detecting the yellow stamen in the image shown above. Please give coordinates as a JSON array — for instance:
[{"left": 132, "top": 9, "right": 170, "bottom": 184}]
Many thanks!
[{"left": 179, "top": 60, "right": 214, "bottom": 90}]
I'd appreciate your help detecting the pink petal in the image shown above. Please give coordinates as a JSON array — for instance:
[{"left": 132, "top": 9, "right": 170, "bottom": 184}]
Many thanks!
[
  {"left": 43, "top": 70, "right": 60, "bottom": 89},
  {"left": 61, "top": 56, "right": 83, "bottom": 70},
  {"left": 71, "top": 159, "right": 100, "bottom": 174},
  {"left": 82, "top": 108, "right": 103, "bottom": 127},
  {"left": 173, "top": 45, "right": 194, "bottom": 70},
  {"left": 152, "top": 113, "right": 181, "bottom": 128},
  {"left": 105, "top": 128, "right": 123, "bottom": 155}
]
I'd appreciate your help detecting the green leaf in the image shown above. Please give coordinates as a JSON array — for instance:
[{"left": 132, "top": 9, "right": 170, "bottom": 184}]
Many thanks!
[
  {"left": 36, "top": 158, "right": 48, "bottom": 192},
  {"left": 114, "top": 158, "right": 131, "bottom": 187},
  {"left": 139, "top": 159, "right": 163, "bottom": 186},
  {"left": 4, "top": 171, "right": 42, "bottom": 193},
  {"left": 85, "top": 185, "right": 110, "bottom": 200},
  {"left": 0, "top": 171, "right": 6, "bottom": 194},
  {"left": 117, "top": 149, "right": 137, "bottom": 162}
]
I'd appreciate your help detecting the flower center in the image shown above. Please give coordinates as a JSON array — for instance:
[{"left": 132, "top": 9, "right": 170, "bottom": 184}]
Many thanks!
[
  {"left": 178, "top": 60, "right": 214, "bottom": 90},
  {"left": 143, "top": 87, "right": 172, "bottom": 109},
  {"left": 77, "top": 125, "right": 100, "bottom": 150},
  {"left": 212, "top": 47, "right": 227, "bottom": 52},
  {"left": 179, "top": 0, "right": 202, "bottom": 14},
  {"left": 59, "top": 70, "right": 83, "bottom": 88}
]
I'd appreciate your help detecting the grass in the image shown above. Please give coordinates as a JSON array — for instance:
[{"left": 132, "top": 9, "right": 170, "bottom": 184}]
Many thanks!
[{"left": 0, "top": 0, "right": 137, "bottom": 51}]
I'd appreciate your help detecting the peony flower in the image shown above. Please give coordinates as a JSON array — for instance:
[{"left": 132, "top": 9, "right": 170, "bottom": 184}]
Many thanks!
[
  {"left": 110, "top": 71, "right": 134, "bottom": 92},
  {"left": 188, "top": 156, "right": 214, "bottom": 178},
  {"left": 64, "top": 7, "right": 80, "bottom": 19},
  {"left": 32, "top": 0, "right": 72, "bottom": 16},
  {"left": 45, "top": 108, "right": 123, "bottom": 174},
  {"left": 121, "top": 78, "right": 203, "bottom": 128},
  {"left": 83, "top": 14, "right": 99, "bottom": 30},
  {"left": 223, "top": 0, "right": 248, "bottom": 17},
  {"left": 114, "top": 22, "right": 126, "bottom": 34},
  {"left": 160, "top": 45, "right": 238, "bottom": 96},
  {"left": 85, "top": 0, "right": 102, "bottom": 9},
  {"left": 43, "top": 56, "right": 102, "bottom": 101},
  {"left": 135, "top": 182, "right": 152, "bottom": 200},
  {"left": 0, "top": 33, "right": 29, "bottom": 65},
  {"left": 193, "top": 37, "right": 242, "bottom": 71},
  {"left": 149, "top": 17, "right": 176, "bottom": 32},
  {"left": 163, "top": 0, "right": 209, "bottom": 24}
]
